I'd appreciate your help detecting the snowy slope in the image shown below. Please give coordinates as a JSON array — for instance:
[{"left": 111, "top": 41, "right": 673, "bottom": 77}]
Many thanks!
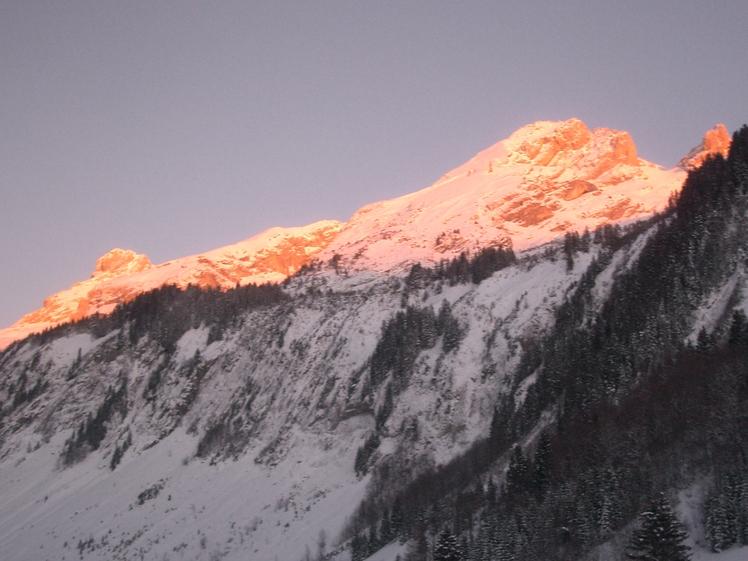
[
  {"left": 2, "top": 230, "right": 743, "bottom": 561},
  {"left": 0, "top": 240, "right": 604, "bottom": 561}
]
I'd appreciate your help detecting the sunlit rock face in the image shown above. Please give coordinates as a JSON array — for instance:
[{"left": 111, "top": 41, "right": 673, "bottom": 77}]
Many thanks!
[
  {"left": 316, "top": 119, "right": 721, "bottom": 273},
  {"left": 501, "top": 118, "right": 639, "bottom": 179},
  {"left": 94, "top": 248, "right": 152, "bottom": 277},
  {"left": 10, "top": 249, "right": 153, "bottom": 328},
  {"left": 0, "top": 221, "right": 343, "bottom": 349},
  {"left": 679, "top": 124, "right": 732, "bottom": 170}
]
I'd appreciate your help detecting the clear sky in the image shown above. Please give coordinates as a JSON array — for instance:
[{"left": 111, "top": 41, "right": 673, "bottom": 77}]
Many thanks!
[{"left": 1, "top": 1, "right": 747, "bottom": 328}]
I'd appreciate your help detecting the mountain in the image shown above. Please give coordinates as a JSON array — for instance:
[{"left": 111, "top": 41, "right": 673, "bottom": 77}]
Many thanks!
[
  {"left": 0, "top": 120, "right": 744, "bottom": 561},
  {"left": 0, "top": 119, "right": 727, "bottom": 351},
  {"left": 0, "top": 220, "right": 342, "bottom": 349},
  {"left": 316, "top": 118, "right": 690, "bottom": 272}
]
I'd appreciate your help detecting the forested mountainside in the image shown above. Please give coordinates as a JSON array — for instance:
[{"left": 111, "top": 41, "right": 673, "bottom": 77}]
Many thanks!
[
  {"left": 0, "top": 125, "right": 746, "bottom": 561},
  {"left": 344, "top": 126, "right": 748, "bottom": 561}
]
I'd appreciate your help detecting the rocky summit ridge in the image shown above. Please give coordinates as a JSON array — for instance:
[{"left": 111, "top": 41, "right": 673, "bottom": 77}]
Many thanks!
[
  {"left": 0, "top": 221, "right": 342, "bottom": 349},
  {"left": 0, "top": 119, "right": 729, "bottom": 349},
  {"left": 316, "top": 118, "right": 691, "bottom": 272}
]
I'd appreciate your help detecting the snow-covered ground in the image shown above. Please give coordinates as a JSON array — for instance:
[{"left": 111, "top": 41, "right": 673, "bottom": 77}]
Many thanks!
[{"left": 0, "top": 423, "right": 370, "bottom": 561}]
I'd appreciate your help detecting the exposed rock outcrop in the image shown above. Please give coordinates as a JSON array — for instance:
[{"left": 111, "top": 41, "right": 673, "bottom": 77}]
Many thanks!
[
  {"left": 93, "top": 248, "right": 152, "bottom": 277},
  {"left": 679, "top": 124, "right": 732, "bottom": 170}
]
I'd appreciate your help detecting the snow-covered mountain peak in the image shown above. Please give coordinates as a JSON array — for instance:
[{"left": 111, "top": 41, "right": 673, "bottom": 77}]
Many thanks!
[
  {"left": 503, "top": 118, "right": 597, "bottom": 164},
  {"left": 460, "top": 118, "right": 638, "bottom": 180},
  {"left": 315, "top": 119, "right": 687, "bottom": 273},
  {"left": 1, "top": 120, "right": 729, "bottom": 349}
]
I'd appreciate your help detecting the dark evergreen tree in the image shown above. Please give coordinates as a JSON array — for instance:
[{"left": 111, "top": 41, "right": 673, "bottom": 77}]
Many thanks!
[
  {"left": 367, "top": 526, "right": 380, "bottom": 556},
  {"left": 351, "top": 533, "right": 367, "bottom": 561},
  {"left": 485, "top": 478, "right": 498, "bottom": 508},
  {"left": 505, "top": 445, "right": 531, "bottom": 497},
  {"left": 564, "top": 231, "right": 581, "bottom": 271},
  {"left": 433, "top": 527, "right": 461, "bottom": 561},
  {"left": 696, "top": 327, "right": 713, "bottom": 353},
  {"left": 437, "top": 300, "right": 463, "bottom": 353},
  {"left": 391, "top": 497, "right": 405, "bottom": 539},
  {"left": 354, "top": 432, "right": 381, "bottom": 476},
  {"left": 380, "top": 507, "right": 393, "bottom": 544},
  {"left": 729, "top": 309, "right": 748, "bottom": 346},
  {"left": 531, "top": 433, "right": 552, "bottom": 501},
  {"left": 705, "top": 492, "right": 736, "bottom": 552},
  {"left": 459, "top": 533, "right": 470, "bottom": 561},
  {"left": 626, "top": 494, "right": 691, "bottom": 561}
]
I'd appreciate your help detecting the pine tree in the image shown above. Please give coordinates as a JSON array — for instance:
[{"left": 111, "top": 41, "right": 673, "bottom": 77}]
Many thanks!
[
  {"left": 459, "top": 533, "right": 470, "bottom": 561},
  {"left": 380, "top": 508, "right": 393, "bottom": 544},
  {"left": 391, "top": 498, "right": 405, "bottom": 541},
  {"left": 705, "top": 493, "right": 735, "bottom": 552},
  {"left": 531, "top": 433, "right": 552, "bottom": 501},
  {"left": 627, "top": 494, "right": 691, "bottom": 561},
  {"left": 696, "top": 327, "right": 713, "bottom": 353},
  {"left": 433, "top": 527, "right": 461, "bottom": 561},
  {"left": 351, "top": 533, "right": 367, "bottom": 561},
  {"left": 367, "top": 526, "right": 379, "bottom": 556},
  {"left": 485, "top": 478, "right": 498, "bottom": 508},
  {"left": 598, "top": 495, "right": 612, "bottom": 540},
  {"left": 505, "top": 445, "right": 531, "bottom": 497},
  {"left": 729, "top": 309, "right": 748, "bottom": 346}
]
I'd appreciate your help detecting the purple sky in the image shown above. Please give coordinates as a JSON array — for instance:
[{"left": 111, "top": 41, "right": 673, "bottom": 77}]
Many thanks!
[{"left": 2, "top": 1, "right": 747, "bottom": 328}]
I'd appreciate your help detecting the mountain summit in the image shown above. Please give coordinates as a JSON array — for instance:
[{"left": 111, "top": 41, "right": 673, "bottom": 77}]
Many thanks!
[
  {"left": 317, "top": 118, "right": 697, "bottom": 272},
  {"left": 0, "top": 119, "right": 728, "bottom": 348}
]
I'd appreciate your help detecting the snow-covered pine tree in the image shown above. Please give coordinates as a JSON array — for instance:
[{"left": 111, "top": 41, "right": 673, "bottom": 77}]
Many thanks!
[
  {"left": 433, "top": 527, "right": 461, "bottom": 561},
  {"left": 705, "top": 492, "right": 735, "bottom": 552},
  {"left": 627, "top": 494, "right": 691, "bottom": 561}
]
